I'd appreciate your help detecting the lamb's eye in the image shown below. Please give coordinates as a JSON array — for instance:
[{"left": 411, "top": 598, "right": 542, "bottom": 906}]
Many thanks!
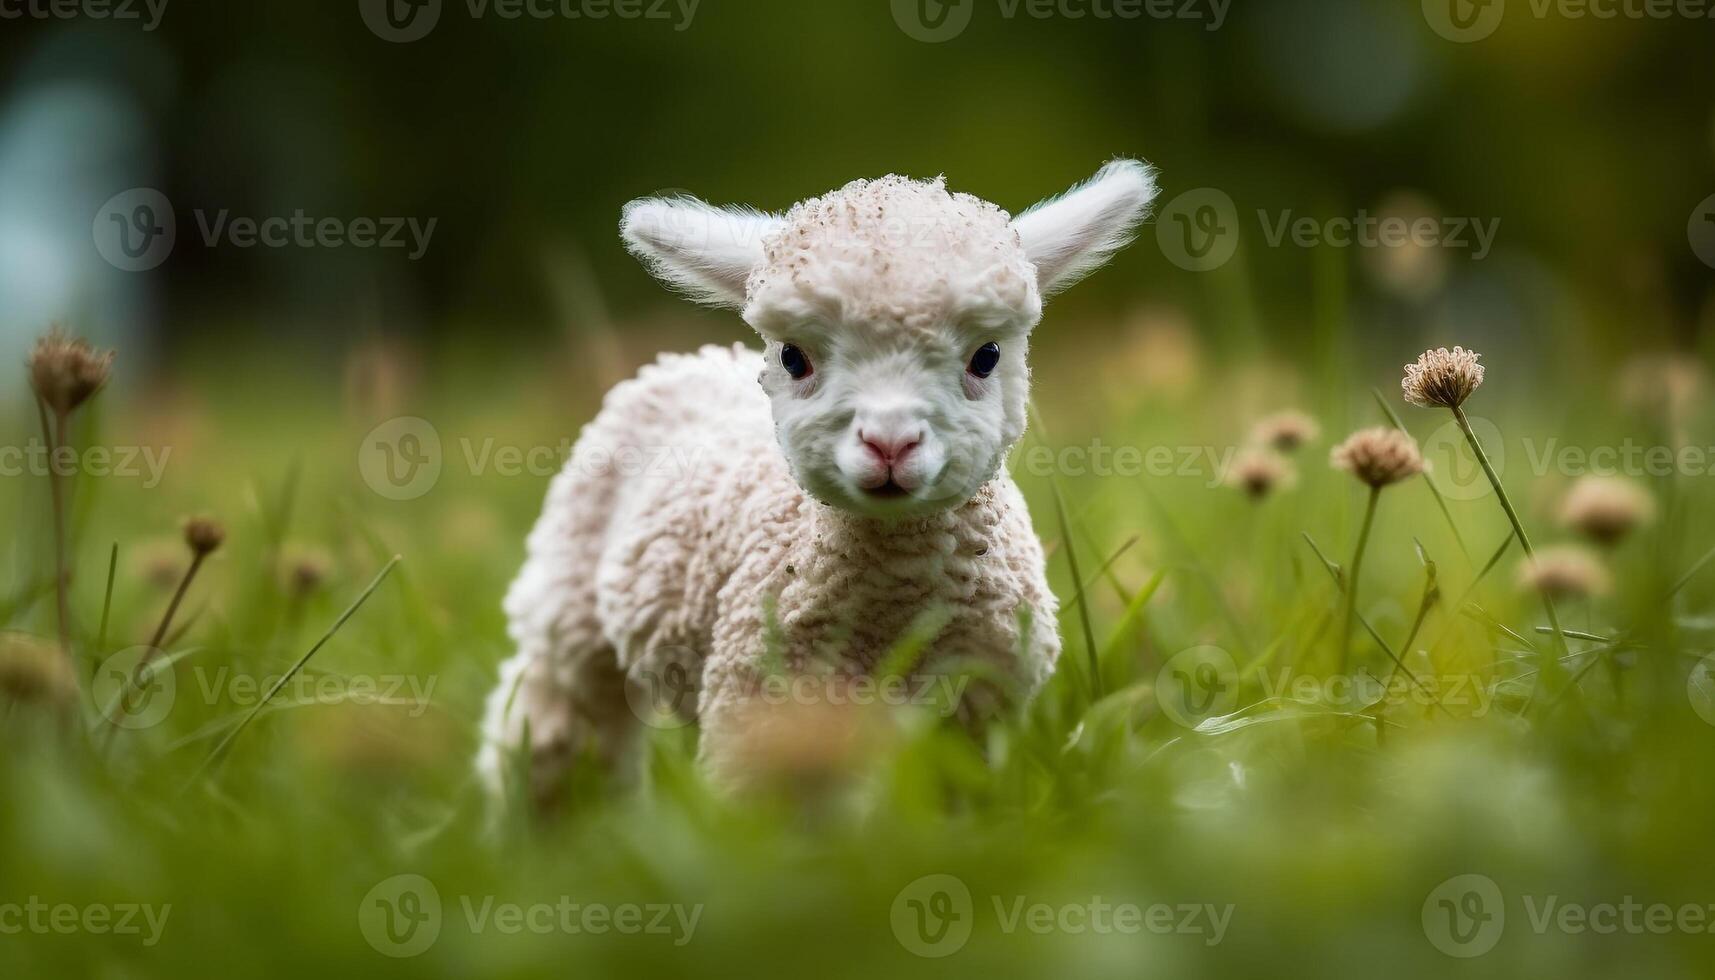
[
  {"left": 967, "top": 342, "right": 1001, "bottom": 379},
  {"left": 780, "top": 344, "right": 812, "bottom": 380}
]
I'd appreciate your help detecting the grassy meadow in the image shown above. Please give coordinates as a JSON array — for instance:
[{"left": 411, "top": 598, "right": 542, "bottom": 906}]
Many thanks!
[{"left": 3, "top": 307, "right": 1714, "bottom": 980}]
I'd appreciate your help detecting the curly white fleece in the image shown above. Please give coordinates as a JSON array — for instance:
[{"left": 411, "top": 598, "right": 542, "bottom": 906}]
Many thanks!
[
  {"left": 744, "top": 174, "right": 1042, "bottom": 337},
  {"left": 479, "top": 344, "right": 1059, "bottom": 798}
]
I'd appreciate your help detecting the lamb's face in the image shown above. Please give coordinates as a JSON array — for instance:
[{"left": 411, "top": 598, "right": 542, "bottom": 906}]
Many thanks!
[
  {"left": 621, "top": 160, "right": 1159, "bottom": 517},
  {"left": 751, "top": 316, "right": 1033, "bottom": 517}
]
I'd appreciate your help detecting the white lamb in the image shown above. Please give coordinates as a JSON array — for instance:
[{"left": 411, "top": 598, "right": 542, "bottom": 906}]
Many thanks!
[{"left": 479, "top": 159, "right": 1159, "bottom": 806}]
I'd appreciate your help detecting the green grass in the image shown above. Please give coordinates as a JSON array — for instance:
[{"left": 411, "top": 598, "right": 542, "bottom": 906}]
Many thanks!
[{"left": 3, "top": 333, "right": 1714, "bottom": 979}]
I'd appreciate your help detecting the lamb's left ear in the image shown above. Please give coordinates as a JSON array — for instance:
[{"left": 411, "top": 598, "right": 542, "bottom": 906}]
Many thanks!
[
  {"left": 620, "top": 195, "right": 783, "bottom": 309},
  {"left": 1012, "top": 159, "right": 1159, "bottom": 296}
]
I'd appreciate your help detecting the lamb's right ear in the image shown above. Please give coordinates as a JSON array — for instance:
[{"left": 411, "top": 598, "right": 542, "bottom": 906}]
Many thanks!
[{"left": 620, "top": 196, "right": 781, "bottom": 309}]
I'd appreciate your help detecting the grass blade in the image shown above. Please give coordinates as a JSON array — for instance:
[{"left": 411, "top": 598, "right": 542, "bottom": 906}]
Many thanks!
[{"left": 193, "top": 555, "right": 402, "bottom": 780}]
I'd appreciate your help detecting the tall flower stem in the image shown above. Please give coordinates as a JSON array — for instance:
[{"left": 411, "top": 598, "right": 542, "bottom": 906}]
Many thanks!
[
  {"left": 38, "top": 398, "right": 72, "bottom": 664},
  {"left": 1339, "top": 485, "right": 1380, "bottom": 674},
  {"left": 1451, "top": 405, "right": 1569, "bottom": 684}
]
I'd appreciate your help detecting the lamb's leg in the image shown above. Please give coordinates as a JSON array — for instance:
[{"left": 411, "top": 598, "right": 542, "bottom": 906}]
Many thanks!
[
  {"left": 478, "top": 634, "right": 634, "bottom": 815},
  {"left": 478, "top": 463, "right": 637, "bottom": 815}
]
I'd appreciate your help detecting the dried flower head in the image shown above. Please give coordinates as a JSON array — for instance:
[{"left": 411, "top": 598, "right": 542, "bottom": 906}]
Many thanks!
[
  {"left": 183, "top": 516, "right": 226, "bottom": 557},
  {"left": 1618, "top": 353, "right": 1704, "bottom": 424},
  {"left": 1517, "top": 546, "right": 1612, "bottom": 599},
  {"left": 718, "top": 682, "right": 894, "bottom": 797},
  {"left": 0, "top": 634, "right": 78, "bottom": 706},
  {"left": 130, "top": 540, "right": 187, "bottom": 591},
  {"left": 1330, "top": 427, "right": 1425, "bottom": 488},
  {"left": 1225, "top": 449, "right": 1296, "bottom": 500},
  {"left": 28, "top": 328, "right": 114, "bottom": 417},
  {"left": 1250, "top": 411, "right": 1320, "bottom": 453},
  {"left": 1402, "top": 346, "right": 1485, "bottom": 409},
  {"left": 1558, "top": 476, "right": 1655, "bottom": 546},
  {"left": 282, "top": 546, "right": 333, "bottom": 597}
]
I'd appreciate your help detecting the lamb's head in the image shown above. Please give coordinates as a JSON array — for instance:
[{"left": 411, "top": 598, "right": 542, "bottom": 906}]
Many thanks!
[{"left": 621, "top": 160, "right": 1158, "bottom": 517}]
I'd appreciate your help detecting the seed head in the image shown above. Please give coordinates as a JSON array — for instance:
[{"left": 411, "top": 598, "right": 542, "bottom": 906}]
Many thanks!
[
  {"left": 1250, "top": 411, "right": 1320, "bottom": 453},
  {"left": 1517, "top": 546, "right": 1611, "bottom": 599},
  {"left": 1558, "top": 476, "right": 1655, "bottom": 546},
  {"left": 1226, "top": 449, "right": 1295, "bottom": 500},
  {"left": 1330, "top": 427, "right": 1424, "bottom": 489},
  {"left": 27, "top": 328, "right": 114, "bottom": 418},
  {"left": 282, "top": 547, "right": 333, "bottom": 597},
  {"left": 0, "top": 634, "right": 77, "bottom": 706},
  {"left": 183, "top": 516, "right": 226, "bottom": 557},
  {"left": 131, "top": 541, "right": 187, "bottom": 591},
  {"left": 1618, "top": 353, "right": 1703, "bottom": 424},
  {"left": 1402, "top": 346, "right": 1485, "bottom": 409}
]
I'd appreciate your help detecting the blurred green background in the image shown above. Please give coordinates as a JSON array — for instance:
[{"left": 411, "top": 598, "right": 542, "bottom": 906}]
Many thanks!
[
  {"left": 2, "top": 0, "right": 1713, "bottom": 358},
  {"left": 4, "top": 2, "right": 1715, "bottom": 979}
]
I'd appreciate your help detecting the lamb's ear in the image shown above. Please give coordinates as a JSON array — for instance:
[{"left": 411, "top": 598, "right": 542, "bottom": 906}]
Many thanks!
[
  {"left": 1012, "top": 159, "right": 1159, "bottom": 296},
  {"left": 620, "top": 196, "right": 781, "bottom": 309}
]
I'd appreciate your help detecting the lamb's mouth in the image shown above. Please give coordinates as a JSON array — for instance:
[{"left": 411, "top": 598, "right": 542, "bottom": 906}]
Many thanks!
[{"left": 863, "top": 479, "right": 912, "bottom": 500}]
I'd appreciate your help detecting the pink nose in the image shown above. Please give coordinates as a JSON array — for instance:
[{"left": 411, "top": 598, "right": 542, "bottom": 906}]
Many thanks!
[{"left": 860, "top": 431, "right": 920, "bottom": 467}]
